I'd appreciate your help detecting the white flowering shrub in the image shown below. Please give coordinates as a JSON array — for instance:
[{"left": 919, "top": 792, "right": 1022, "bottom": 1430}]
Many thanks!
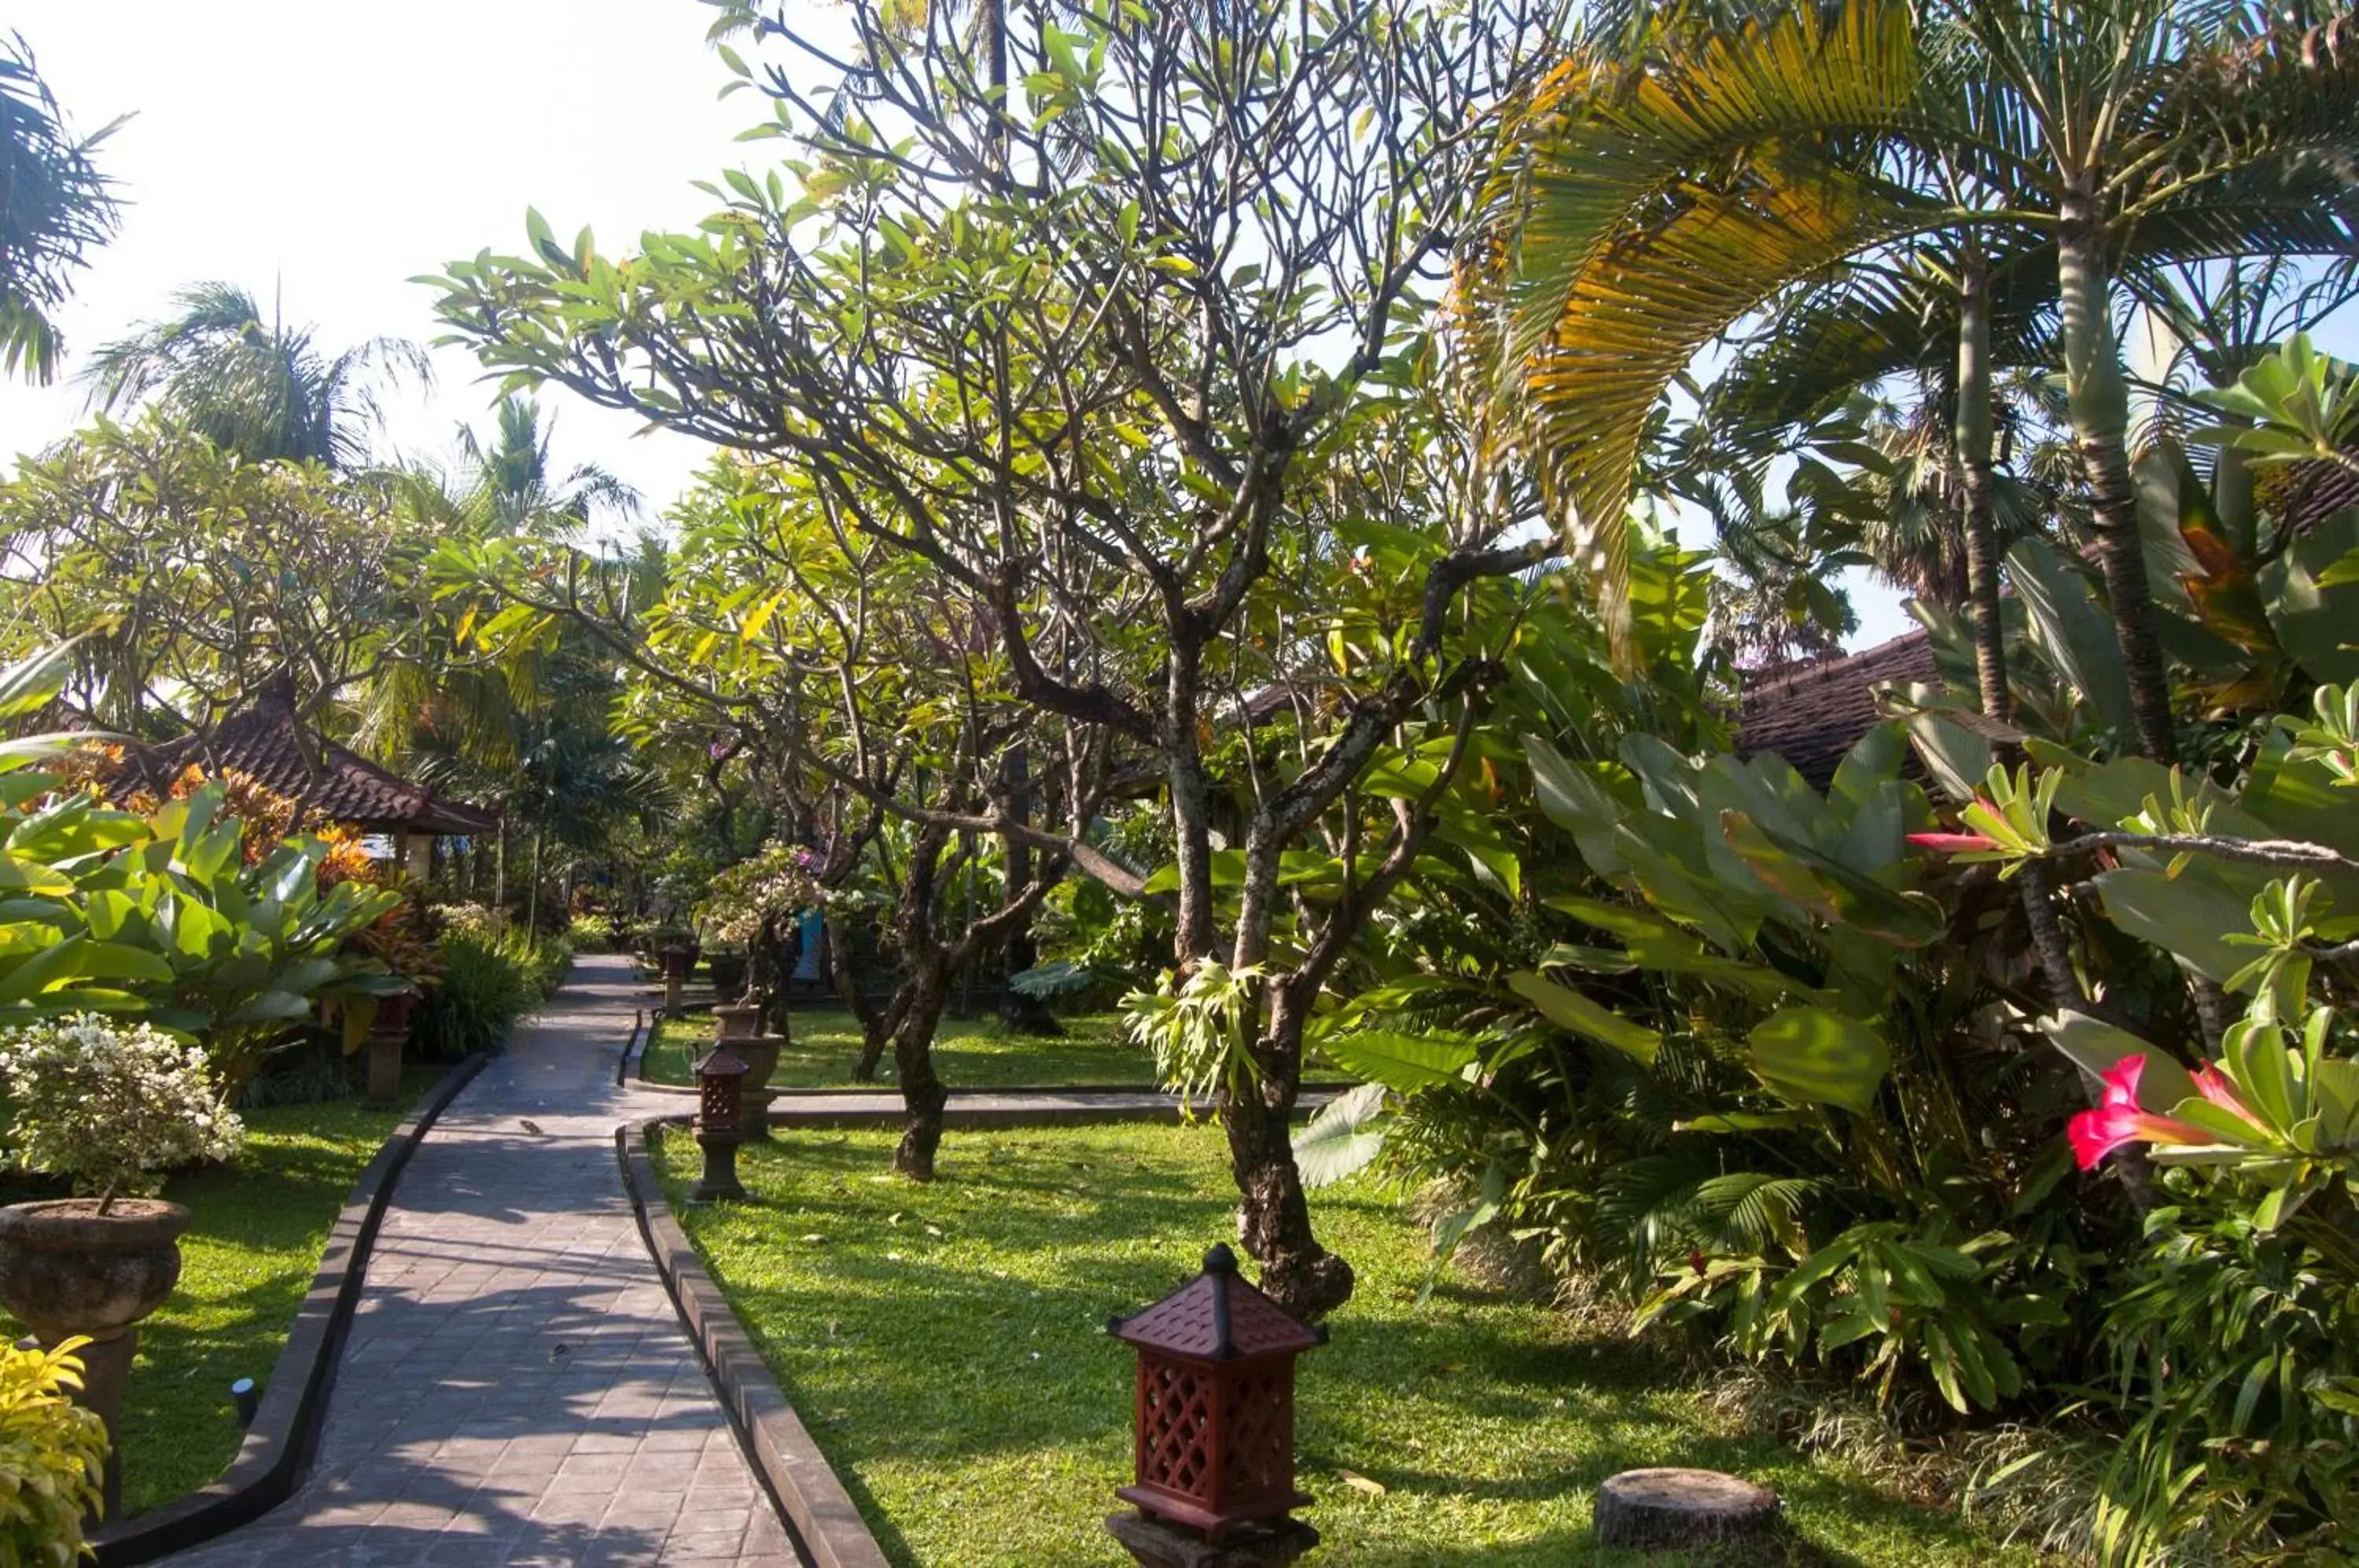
[
  {"left": 700, "top": 843, "right": 828, "bottom": 945},
  {"left": 0, "top": 1016, "right": 244, "bottom": 1212}
]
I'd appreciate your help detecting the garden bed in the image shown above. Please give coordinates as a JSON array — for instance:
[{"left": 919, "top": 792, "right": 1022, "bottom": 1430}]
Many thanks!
[
  {"left": 650, "top": 1122, "right": 2038, "bottom": 1566},
  {"left": 641, "top": 1010, "right": 1160, "bottom": 1090},
  {"left": 2, "top": 1066, "right": 439, "bottom": 1518}
]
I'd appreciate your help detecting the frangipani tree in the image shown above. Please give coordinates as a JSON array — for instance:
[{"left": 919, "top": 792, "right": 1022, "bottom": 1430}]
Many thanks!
[{"left": 426, "top": 0, "right": 1573, "bottom": 1313}]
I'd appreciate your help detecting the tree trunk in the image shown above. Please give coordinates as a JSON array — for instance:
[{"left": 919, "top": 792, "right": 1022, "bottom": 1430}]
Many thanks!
[
  {"left": 1953, "top": 242, "right": 2011, "bottom": 727},
  {"left": 527, "top": 822, "right": 545, "bottom": 933},
  {"left": 996, "top": 745, "right": 1060, "bottom": 1035},
  {"left": 2058, "top": 175, "right": 2177, "bottom": 764},
  {"left": 892, "top": 961, "right": 953, "bottom": 1181},
  {"left": 831, "top": 929, "right": 892, "bottom": 1081},
  {"left": 1221, "top": 980, "right": 1352, "bottom": 1319}
]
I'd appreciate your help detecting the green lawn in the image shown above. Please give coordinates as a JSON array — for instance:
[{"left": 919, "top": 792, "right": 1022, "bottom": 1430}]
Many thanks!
[
  {"left": 642, "top": 1009, "right": 1165, "bottom": 1090},
  {"left": 653, "top": 1123, "right": 2040, "bottom": 1567},
  {"left": 3, "top": 1066, "right": 438, "bottom": 1518}
]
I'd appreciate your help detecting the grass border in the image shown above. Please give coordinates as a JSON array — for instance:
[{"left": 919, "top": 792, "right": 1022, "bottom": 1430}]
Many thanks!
[{"left": 87, "top": 1050, "right": 493, "bottom": 1568}]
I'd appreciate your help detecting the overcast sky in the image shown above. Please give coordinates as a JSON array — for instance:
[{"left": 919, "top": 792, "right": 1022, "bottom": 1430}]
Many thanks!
[{"left": 8, "top": 3, "right": 2353, "bottom": 653}]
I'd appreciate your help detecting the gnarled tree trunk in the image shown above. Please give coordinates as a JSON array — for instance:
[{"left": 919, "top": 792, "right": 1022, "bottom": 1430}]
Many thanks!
[{"left": 1224, "top": 979, "right": 1352, "bottom": 1319}]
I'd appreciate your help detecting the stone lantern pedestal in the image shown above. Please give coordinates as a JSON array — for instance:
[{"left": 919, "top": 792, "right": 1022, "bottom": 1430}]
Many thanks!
[{"left": 1106, "top": 1513, "right": 1320, "bottom": 1567}]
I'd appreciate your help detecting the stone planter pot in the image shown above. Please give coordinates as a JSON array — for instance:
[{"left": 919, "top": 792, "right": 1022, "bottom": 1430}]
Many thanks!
[
  {"left": 0, "top": 1198, "right": 191, "bottom": 1516},
  {"left": 712, "top": 1002, "right": 766, "bottom": 1042},
  {"left": 0, "top": 1198, "right": 189, "bottom": 1342},
  {"left": 730, "top": 1035, "right": 784, "bottom": 1140}
]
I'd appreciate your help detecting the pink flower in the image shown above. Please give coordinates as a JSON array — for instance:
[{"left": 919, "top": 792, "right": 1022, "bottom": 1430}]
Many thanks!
[
  {"left": 2189, "top": 1063, "right": 2256, "bottom": 1121},
  {"left": 2067, "top": 1055, "right": 2216, "bottom": 1170},
  {"left": 1907, "top": 831, "right": 2000, "bottom": 853}
]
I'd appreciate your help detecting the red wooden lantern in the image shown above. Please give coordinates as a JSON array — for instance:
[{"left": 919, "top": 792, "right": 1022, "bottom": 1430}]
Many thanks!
[
  {"left": 1107, "top": 1243, "right": 1324, "bottom": 1540},
  {"left": 690, "top": 1047, "right": 749, "bottom": 1202}
]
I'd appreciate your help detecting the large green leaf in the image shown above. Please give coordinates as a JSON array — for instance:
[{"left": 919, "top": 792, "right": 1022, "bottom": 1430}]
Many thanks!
[
  {"left": 1507, "top": 972, "right": 1661, "bottom": 1066},
  {"left": 1319, "top": 1030, "right": 1478, "bottom": 1093},
  {"left": 2092, "top": 867, "right": 2251, "bottom": 982},
  {"left": 2038, "top": 1010, "right": 2195, "bottom": 1113},
  {"left": 2005, "top": 537, "right": 2137, "bottom": 738},
  {"left": 1749, "top": 1006, "right": 1890, "bottom": 1116},
  {"left": 1297, "top": 1083, "right": 1390, "bottom": 1188},
  {"left": 1719, "top": 811, "right": 1944, "bottom": 946}
]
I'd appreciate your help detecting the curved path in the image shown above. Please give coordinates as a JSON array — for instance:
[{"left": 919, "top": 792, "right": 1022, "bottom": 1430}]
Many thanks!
[{"left": 167, "top": 955, "right": 803, "bottom": 1568}]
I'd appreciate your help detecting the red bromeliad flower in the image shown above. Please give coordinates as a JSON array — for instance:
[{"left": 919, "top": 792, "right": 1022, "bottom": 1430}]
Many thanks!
[
  {"left": 1906, "top": 830, "right": 2000, "bottom": 853},
  {"left": 2068, "top": 1056, "right": 2220, "bottom": 1170}
]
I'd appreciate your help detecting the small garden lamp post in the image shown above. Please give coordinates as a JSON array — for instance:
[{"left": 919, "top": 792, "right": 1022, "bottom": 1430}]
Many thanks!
[
  {"left": 660, "top": 943, "right": 695, "bottom": 1019},
  {"left": 366, "top": 985, "right": 415, "bottom": 1106},
  {"left": 690, "top": 1047, "right": 749, "bottom": 1202},
  {"left": 1103, "top": 1243, "right": 1324, "bottom": 1566}
]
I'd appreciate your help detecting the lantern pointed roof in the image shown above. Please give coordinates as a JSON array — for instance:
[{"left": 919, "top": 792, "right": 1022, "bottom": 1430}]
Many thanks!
[{"left": 1108, "top": 1244, "right": 1325, "bottom": 1362}]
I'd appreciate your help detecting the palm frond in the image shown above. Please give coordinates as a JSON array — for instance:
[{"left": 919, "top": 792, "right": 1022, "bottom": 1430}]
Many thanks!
[{"left": 1468, "top": 0, "right": 1940, "bottom": 664}]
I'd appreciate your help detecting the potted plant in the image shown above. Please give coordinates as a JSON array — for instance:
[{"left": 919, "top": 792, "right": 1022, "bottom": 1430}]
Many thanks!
[{"left": 0, "top": 1015, "right": 243, "bottom": 1511}]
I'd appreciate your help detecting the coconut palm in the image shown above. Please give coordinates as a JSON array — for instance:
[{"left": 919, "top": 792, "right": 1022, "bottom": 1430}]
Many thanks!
[
  {"left": 83, "top": 281, "right": 429, "bottom": 469},
  {"left": 1470, "top": 0, "right": 2359, "bottom": 763},
  {"left": 0, "top": 32, "right": 119, "bottom": 383}
]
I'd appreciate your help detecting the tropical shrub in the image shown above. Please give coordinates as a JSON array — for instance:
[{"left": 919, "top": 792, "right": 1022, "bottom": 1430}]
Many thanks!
[
  {"left": 1313, "top": 719, "right": 2105, "bottom": 1414},
  {"left": 0, "top": 1338, "right": 106, "bottom": 1564},
  {"left": 410, "top": 930, "right": 569, "bottom": 1062},
  {"left": 0, "top": 1015, "right": 243, "bottom": 1209}
]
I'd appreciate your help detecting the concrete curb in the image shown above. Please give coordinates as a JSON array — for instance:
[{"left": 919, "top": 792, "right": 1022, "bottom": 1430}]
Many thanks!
[
  {"left": 88, "top": 1051, "right": 492, "bottom": 1567},
  {"left": 616, "top": 1121, "right": 892, "bottom": 1568}
]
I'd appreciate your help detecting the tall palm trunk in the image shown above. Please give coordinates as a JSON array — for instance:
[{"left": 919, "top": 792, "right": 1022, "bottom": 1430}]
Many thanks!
[
  {"left": 2058, "top": 174, "right": 2177, "bottom": 764},
  {"left": 1953, "top": 241, "right": 2010, "bottom": 727}
]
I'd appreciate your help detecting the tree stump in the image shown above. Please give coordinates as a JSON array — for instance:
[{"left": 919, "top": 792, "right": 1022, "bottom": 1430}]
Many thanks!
[{"left": 1594, "top": 1468, "right": 1781, "bottom": 1551}]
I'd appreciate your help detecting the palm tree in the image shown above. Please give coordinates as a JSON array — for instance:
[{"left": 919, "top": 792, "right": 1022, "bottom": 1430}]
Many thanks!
[
  {"left": 0, "top": 31, "right": 120, "bottom": 382},
  {"left": 451, "top": 393, "right": 639, "bottom": 538},
  {"left": 84, "top": 281, "right": 429, "bottom": 468},
  {"left": 1470, "top": 0, "right": 2359, "bottom": 764}
]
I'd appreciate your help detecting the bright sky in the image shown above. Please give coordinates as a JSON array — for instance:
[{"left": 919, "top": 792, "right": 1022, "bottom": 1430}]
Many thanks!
[
  {"left": 0, "top": 0, "right": 756, "bottom": 516},
  {"left": 5, "top": 3, "right": 2351, "bottom": 654}
]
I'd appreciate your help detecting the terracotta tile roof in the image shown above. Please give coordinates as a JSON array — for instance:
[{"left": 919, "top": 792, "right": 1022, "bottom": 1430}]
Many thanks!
[
  {"left": 123, "top": 680, "right": 497, "bottom": 836},
  {"left": 1734, "top": 630, "right": 1939, "bottom": 790}
]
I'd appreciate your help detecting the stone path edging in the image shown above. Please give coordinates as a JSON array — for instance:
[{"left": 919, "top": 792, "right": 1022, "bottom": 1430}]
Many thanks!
[
  {"left": 613, "top": 1010, "right": 645, "bottom": 1090},
  {"left": 91, "top": 1051, "right": 494, "bottom": 1568},
  {"left": 616, "top": 1121, "right": 889, "bottom": 1568}
]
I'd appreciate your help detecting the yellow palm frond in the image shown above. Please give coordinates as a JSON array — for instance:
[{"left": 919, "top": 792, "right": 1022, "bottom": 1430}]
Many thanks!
[{"left": 1467, "top": 0, "right": 1939, "bottom": 667}]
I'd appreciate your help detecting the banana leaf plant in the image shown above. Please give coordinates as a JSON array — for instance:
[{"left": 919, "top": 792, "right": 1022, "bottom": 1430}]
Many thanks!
[
  {"left": 0, "top": 640, "right": 402, "bottom": 1088},
  {"left": 1308, "top": 718, "right": 2091, "bottom": 1410}
]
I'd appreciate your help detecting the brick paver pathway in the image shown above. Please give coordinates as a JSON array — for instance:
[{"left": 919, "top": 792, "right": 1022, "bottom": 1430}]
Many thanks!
[{"left": 167, "top": 955, "right": 803, "bottom": 1568}]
